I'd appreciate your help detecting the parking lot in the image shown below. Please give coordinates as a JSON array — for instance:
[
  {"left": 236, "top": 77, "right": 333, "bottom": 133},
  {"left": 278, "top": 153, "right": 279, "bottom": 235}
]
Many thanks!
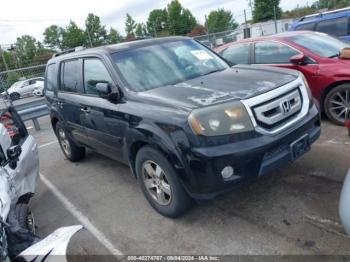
[{"left": 25, "top": 115, "right": 350, "bottom": 258}]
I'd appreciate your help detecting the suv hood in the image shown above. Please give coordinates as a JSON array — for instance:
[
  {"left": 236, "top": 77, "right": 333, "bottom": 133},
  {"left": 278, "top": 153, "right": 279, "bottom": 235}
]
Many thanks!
[{"left": 139, "top": 65, "right": 299, "bottom": 110}]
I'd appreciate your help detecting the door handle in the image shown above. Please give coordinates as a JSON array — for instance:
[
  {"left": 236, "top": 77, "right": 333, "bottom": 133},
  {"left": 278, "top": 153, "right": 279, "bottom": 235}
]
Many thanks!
[
  {"left": 57, "top": 101, "right": 63, "bottom": 108},
  {"left": 81, "top": 107, "right": 91, "bottom": 114}
]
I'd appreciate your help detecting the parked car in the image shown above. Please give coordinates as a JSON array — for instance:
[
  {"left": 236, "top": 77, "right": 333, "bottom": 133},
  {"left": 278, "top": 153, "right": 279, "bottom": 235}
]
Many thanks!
[
  {"left": 45, "top": 37, "right": 320, "bottom": 217},
  {"left": 340, "top": 168, "right": 350, "bottom": 236},
  {"left": 290, "top": 7, "right": 350, "bottom": 42},
  {"left": 0, "top": 106, "right": 38, "bottom": 225},
  {"left": 0, "top": 106, "right": 82, "bottom": 261},
  {"left": 0, "top": 105, "right": 38, "bottom": 259},
  {"left": 2, "top": 77, "right": 44, "bottom": 100},
  {"left": 215, "top": 31, "right": 350, "bottom": 125}
]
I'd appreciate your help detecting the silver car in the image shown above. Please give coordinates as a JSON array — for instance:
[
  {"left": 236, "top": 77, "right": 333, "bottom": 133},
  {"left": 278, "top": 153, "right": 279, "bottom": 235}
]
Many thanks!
[{"left": 2, "top": 77, "right": 44, "bottom": 100}]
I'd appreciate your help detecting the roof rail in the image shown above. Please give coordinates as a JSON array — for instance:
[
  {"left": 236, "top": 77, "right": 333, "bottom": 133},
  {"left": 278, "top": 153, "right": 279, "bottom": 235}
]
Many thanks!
[
  {"left": 52, "top": 46, "right": 86, "bottom": 58},
  {"left": 299, "top": 7, "right": 350, "bottom": 21}
]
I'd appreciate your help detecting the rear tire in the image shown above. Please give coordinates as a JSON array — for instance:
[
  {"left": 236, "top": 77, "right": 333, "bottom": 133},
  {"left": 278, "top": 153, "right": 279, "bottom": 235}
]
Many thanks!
[
  {"left": 55, "top": 121, "right": 85, "bottom": 162},
  {"left": 135, "top": 146, "right": 193, "bottom": 218},
  {"left": 324, "top": 84, "right": 350, "bottom": 125}
]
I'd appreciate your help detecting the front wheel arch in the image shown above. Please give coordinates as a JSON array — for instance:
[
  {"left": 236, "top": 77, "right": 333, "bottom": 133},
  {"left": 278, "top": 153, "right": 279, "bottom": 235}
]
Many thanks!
[
  {"left": 322, "top": 82, "right": 350, "bottom": 125},
  {"left": 321, "top": 80, "right": 350, "bottom": 112},
  {"left": 127, "top": 127, "right": 185, "bottom": 179}
]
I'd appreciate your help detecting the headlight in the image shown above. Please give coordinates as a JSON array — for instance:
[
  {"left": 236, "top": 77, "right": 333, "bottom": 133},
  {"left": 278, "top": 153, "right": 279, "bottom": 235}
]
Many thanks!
[
  {"left": 188, "top": 101, "right": 254, "bottom": 136},
  {"left": 300, "top": 73, "right": 313, "bottom": 106}
]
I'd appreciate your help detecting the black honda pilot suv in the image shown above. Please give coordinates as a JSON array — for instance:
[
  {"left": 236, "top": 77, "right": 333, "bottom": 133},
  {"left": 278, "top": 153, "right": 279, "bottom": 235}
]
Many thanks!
[{"left": 45, "top": 37, "right": 320, "bottom": 217}]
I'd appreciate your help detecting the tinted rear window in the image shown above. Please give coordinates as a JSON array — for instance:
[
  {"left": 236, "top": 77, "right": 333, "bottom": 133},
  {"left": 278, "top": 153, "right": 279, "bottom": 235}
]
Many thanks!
[
  {"left": 61, "top": 60, "right": 79, "bottom": 93},
  {"left": 221, "top": 44, "right": 250, "bottom": 64},
  {"left": 316, "top": 17, "right": 349, "bottom": 37},
  {"left": 46, "top": 64, "right": 56, "bottom": 91},
  {"left": 296, "top": 22, "right": 316, "bottom": 31}
]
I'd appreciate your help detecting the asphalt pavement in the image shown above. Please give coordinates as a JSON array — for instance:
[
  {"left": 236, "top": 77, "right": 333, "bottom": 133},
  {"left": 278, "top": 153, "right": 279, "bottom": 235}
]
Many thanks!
[{"left": 27, "top": 116, "right": 350, "bottom": 259}]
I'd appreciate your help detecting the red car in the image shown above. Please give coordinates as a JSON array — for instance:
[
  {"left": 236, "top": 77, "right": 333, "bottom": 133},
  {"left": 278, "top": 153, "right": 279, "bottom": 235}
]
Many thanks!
[{"left": 215, "top": 31, "right": 350, "bottom": 125}]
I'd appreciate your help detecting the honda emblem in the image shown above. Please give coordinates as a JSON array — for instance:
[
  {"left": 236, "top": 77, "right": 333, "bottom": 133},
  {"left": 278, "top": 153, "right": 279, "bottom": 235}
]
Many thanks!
[{"left": 281, "top": 100, "right": 292, "bottom": 114}]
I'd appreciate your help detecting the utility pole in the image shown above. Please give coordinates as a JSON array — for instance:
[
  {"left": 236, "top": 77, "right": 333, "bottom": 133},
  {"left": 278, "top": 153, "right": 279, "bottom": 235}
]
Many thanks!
[
  {"left": 86, "top": 29, "right": 93, "bottom": 48},
  {"left": 205, "top": 15, "right": 210, "bottom": 45},
  {"left": 0, "top": 45, "right": 9, "bottom": 71},
  {"left": 273, "top": 6, "right": 278, "bottom": 34},
  {"left": 244, "top": 9, "right": 248, "bottom": 39},
  {"left": 153, "top": 18, "right": 158, "bottom": 38}
]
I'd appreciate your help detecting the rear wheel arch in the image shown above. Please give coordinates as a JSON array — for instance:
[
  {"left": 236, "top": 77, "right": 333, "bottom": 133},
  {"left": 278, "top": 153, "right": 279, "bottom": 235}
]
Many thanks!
[{"left": 51, "top": 116, "right": 59, "bottom": 132}]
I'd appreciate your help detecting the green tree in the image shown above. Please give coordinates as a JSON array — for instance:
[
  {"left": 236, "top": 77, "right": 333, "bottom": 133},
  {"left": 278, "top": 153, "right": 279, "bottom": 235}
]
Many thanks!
[
  {"left": 135, "top": 24, "right": 143, "bottom": 37},
  {"left": 0, "top": 49, "right": 17, "bottom": 71},
  {"left": 167, "top": 0, "right": 197, "bottom": 35},
  {"left": 206, "top": 9, "right": 238, "bottom": 33},
  {"left": 107, "top": 28, "right": 124, "bottom": 44},
  {"left": 312, "top": 0, "right": 350, "bottom": 9},
  {"left": 125, "top": 13, "right": 137, "bottom": 37},
  {"left": 253, "top": 0, "right": 282, "bottom": 23},
  {"left": 5, "top": 71, "right": 21, "bottom": 89},
  {"left": 135, "top": 23, "right": 148, "bottom": 37},
  {"left": 15, "top": 35, "right": 37, "bottom": 66},
  {"left": 62, "top": 21, "right": 86, "bottom": 49},
  {"left": 85, "top": 13, "right": 107, "bottom": 47},
  {"left": 282, "top": 6, "right": 317, "bottom": 19},
  {"left": 147, "top": 9, "right": 168, "bottom": 36},
  {"left": 43, "top": 25, "right": 63, "bottom": 50}
]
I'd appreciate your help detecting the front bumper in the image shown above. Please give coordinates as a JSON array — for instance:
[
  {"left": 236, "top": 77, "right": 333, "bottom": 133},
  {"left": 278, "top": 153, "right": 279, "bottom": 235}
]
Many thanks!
[
  {"left": 340, "top": 169, "right": 350, "bottom": 236},
  {"left": 183, "top": 105, "right": 321, "bottom": 199}
]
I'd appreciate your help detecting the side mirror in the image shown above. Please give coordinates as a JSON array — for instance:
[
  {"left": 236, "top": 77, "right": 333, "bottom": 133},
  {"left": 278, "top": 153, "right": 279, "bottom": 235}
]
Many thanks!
[
  {"left": 7, "top": 145, "right": 21, "bottom": 169},
  {"left": 96, "top": 83, "right": 120, "bottom": 102},
  {"left": 339, "top": 48, "right": 350, "bottom": 60},
  {"left": 289, "top": 54, "right": 306, "bottom": 65}
]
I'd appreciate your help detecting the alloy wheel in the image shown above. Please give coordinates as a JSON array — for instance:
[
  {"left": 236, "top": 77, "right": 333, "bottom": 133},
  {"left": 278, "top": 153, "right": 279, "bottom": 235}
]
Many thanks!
[
  {"left": 58, "top": 128, "right": 71, "bottom": 157},
  {"left": 328, "top": 89, "right": 350, "bottom": 123},
  {"left": 142, "top": 160, "right": 172, "bottom": 206}
]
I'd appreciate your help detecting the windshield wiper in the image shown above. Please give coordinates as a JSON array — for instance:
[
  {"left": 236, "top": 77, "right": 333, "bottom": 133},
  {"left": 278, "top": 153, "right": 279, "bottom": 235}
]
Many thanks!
[
  {"left": 328, "top": 53, "right": 339, "bottom": 58},
  {"left": 200, "top": 68, "right": 225, "bottom": 77}
]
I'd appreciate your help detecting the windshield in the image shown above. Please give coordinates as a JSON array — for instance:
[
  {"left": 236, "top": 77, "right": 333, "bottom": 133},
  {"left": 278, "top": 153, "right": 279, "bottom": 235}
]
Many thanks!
[
  {"left": 112, "top": 39, "right": 228, "bottom": 92},
  {"left": 287, "top": 33, "right": 349, "bottom": 58},
  {"left": 10, "top": 81, "right": 25, "bottom": 89}
]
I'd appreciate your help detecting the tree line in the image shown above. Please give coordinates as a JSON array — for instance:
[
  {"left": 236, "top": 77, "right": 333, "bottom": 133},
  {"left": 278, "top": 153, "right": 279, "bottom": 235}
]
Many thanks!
[{"left": 1, "top": 0, "right": 349, "bottom": 72}]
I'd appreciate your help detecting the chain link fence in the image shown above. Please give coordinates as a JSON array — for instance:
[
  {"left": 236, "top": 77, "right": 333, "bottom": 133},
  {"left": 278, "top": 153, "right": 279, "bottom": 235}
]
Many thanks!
[
  {"left": 0, "top": 64, "right": 46, "bottom": 97},
  {"left": 194, "top": 19, "right": 293, "bottom": 48},
  {"left": 193, "top": 29, "right": 243, "bottom": 48}
]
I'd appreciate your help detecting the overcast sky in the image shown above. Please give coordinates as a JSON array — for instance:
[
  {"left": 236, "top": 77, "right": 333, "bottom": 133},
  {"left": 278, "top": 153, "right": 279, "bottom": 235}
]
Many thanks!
[{"left": 0, "top": 0, "right": 310, "bottom": 45}]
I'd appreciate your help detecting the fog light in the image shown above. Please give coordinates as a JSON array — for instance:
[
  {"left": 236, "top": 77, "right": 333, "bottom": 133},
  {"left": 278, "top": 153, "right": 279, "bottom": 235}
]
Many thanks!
[{"left": 221, "top": 166, "right": 234, "bottom": 180}]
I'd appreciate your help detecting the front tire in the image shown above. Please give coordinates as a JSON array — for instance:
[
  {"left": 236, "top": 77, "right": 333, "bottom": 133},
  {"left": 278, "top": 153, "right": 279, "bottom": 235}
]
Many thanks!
[
  {"left": 15, "top": 203, "right": 35, "bottom": 233},
  {"left": 324, "top": 84, "right": 350, "bottom": 125},
  {"left": 135, "top": 146, "right": 193, "bottom": 218},
  {"left": 55, "top": 121, "right": 85, "bottom": 162},
  {"left": 10, "top": 92, "right": 20, "bottom": 101}
]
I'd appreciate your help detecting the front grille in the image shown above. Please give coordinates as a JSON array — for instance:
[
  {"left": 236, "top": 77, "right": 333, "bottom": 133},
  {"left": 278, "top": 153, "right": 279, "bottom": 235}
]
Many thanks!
[{"left": 252, "top": 88, "right": 302, "bottom": 129}]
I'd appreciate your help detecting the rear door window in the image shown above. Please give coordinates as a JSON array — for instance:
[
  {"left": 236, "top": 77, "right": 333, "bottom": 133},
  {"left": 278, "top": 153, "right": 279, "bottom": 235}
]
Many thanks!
[
  {"left": 254, "top": 41, "right": 299, "bottom": 64},
  {"left": 45, "top": 64, "right": 56, "bottom": 91},
  {"left": 296, "top": 22, "right": 316, "bottom": 31},
  {"left": 220, "top": 44, "right": 250, "bottom": 64},
  {"left": 61, "top": 60, "right": 80, "bottom": 93},
  {"left": 316, "top": 17, "right": 349, "bottom": 37}
]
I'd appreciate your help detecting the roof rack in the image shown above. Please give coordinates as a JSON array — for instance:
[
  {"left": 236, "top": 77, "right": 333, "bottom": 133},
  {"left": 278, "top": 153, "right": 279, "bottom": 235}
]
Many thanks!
[
  {"left": 299, "top": 7, "right": 350, "bottom": 21},
  {"left": 52, "top": 46, "right": 86, "bottom": 58}
]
